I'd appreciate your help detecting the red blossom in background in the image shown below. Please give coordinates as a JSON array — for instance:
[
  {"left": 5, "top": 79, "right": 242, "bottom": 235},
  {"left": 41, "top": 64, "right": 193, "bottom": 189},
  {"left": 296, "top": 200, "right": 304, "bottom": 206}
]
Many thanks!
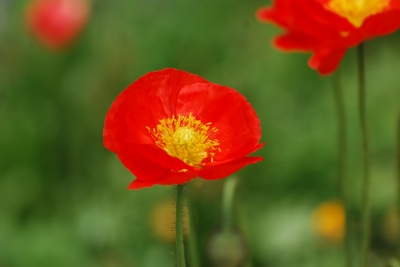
[
  {"left": 256, "top": 0, "right": 400, "bottom": 75},
  {"left": 103, "top": 68, "right": 264, "bottom": 189},
  {"left": 25, "top": 0, "right": 90, "bottom": 50}
]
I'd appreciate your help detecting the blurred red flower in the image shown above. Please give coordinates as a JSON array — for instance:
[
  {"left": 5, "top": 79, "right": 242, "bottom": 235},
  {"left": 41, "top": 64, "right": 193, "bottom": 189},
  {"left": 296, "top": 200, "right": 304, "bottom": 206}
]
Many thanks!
[
  {"left": 256, "top": 0, "right": 400, "bottom": 75},
  {"left": 25, "top": 0, "right": 90, "bottom": 49},
  {"left": 103, "top": 69, "right": 264, "bottom": 189}
]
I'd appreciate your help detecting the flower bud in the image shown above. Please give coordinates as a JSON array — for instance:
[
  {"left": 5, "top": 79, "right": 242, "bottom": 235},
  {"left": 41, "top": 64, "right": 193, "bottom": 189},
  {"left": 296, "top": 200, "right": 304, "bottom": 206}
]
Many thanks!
[
  {"left": 25, "top": 0, "right": 90, "bottom": 50},
  {"left": 207, "top": 227, "right": 248, "bottom": 267}
]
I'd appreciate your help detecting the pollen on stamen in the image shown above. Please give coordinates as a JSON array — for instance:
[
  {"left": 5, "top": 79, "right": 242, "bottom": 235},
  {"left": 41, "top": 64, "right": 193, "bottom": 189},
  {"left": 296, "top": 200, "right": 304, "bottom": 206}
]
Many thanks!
[
  {"left": 147, "top": 113, "right": 220, "bottom": 167},
  {"left": 210, "top": 152, "right": 216, "bottom": 162},
  {"left": 328, "top": 0, "right": 389, "bottom": 28}
]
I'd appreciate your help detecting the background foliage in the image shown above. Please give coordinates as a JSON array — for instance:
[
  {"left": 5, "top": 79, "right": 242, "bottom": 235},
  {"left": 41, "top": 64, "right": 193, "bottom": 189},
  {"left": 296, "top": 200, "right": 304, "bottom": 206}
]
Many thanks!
[{"left": 1, "top": 0, "right": 400, "bottom": 266}]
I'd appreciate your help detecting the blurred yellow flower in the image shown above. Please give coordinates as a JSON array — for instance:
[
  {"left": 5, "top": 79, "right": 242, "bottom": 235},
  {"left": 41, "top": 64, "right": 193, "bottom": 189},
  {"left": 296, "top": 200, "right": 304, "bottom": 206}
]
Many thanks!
[
  {"left": 312, "top": 200, "right": 345, "bottom": 242},
  {"left": 382, "top": 206, "right": 399, "bottom": 244},
  {"left": 149, "top": 198, "right": 189, "bottom": 243}
]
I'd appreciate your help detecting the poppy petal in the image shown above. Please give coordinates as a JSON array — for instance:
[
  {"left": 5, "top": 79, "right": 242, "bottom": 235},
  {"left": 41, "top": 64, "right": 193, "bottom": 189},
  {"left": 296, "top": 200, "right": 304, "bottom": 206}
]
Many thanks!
[
  {"left": 104, "top": 68, "right": 209, "bottom": 152},
  {"left": 176, "top": 83, "right": 262, "bottom": 161},
  {"left": 274, "top": 33, "right": 319, "bottom": 51},
  {"left": 308, "top": 48, "right": 347, "bottom": 75},
  {"left": 117, "top": 143, "right": 195, "bottom": 179},
  {"left": 362, "top": 10, "right": 400, "bottom": 36},
  {"left": 199, "top": 156, "right": 264, "bottom": 180},
  {"left": 128, "top": 169, "right": 198, "bottom": 189}
]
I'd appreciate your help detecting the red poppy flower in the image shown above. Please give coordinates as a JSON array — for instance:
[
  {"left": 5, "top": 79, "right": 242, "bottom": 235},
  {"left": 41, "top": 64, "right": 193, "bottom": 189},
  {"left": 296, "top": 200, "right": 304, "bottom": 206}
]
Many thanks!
[
  {"left": 25, "top": 0, "right": 90, "bottom": 49},
  {"left": 256, "top": 0, "right": 400, "bottom": 75},
  {"left": 103, "top": 68, "right": 264, "bottom": 189}
]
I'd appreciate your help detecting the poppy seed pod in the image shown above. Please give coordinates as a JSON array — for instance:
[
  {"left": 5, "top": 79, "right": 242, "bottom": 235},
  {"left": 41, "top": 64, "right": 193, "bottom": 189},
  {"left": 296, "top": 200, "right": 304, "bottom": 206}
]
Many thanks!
[{"left": 207, "top": 227, "right": 248, "bottom": 267}]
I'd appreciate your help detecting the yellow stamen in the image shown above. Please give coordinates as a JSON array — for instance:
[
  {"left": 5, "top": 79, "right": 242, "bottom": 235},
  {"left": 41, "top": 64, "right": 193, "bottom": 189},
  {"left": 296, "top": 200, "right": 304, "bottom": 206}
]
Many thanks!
[
  {"left": 328, "top": 0, "right": 389, "bottom": 27},
  {"left": 147, "top": 113, "right": 219, "bottom": 167}
]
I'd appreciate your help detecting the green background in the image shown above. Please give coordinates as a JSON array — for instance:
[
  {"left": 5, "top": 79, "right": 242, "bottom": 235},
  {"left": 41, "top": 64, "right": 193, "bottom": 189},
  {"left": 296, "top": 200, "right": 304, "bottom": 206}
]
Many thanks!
[{"left": 1, "top": 0, "right": 400, "bottom": 266}]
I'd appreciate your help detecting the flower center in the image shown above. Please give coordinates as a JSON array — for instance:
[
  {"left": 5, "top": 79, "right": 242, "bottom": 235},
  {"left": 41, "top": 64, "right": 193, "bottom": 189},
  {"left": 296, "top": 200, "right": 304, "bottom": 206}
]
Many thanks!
[
  {"left": 328, "top": 0, "right": 389, "bottom": 27},
  {"left": 147, "top": 113, "right": 219, "bottom": 167}
]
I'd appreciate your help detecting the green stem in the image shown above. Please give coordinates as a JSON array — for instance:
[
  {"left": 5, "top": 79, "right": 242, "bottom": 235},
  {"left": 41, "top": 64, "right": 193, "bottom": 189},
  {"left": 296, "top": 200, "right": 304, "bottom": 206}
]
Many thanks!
[
  {"left": 176, "top": 184, "right": 187, "bottom": 267},
  {"left": 333, "top": 68, "right": 351, "bottom": 267},
  {"left": 357, "top": 43, "right": 371, "bottom": 267},
  {"left": 221, "top": 177, "right": 239, "bottom": 230},
  {"left": 333, "top": 68, "right": 347, "bottom": 202},
  {"left": 397, "top": 114, "right": 400, "bottom": 260},
  {"left": 187, "top": 185, "right": 200, "bottom": 267}
]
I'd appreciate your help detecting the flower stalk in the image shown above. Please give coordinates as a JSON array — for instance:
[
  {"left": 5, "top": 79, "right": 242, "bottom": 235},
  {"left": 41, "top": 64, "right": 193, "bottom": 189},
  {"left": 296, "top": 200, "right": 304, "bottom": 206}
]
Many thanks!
[
  {"left": 176, "top": 184, "right": 187, "bottom": 267},
  {"left": 333, "top": 69, "right": 351, "bottom": 267},
  {"left": 187, "top": 186, "right": 200, "bottom": 267},
  {"left": 357, "top": 43, "right": 371, "bottom": 267},
  {"left": 333, "top": 68, "right": 347, "bottom": 202},
  {"left": 222, "top": 177, "right": 239, "bottom": 230},
  {"left": 397, "top": 114, "right": 400, "bottom": 260},
  {"left": 207, "top": 177, "right": 248, "bottom": 267}
]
